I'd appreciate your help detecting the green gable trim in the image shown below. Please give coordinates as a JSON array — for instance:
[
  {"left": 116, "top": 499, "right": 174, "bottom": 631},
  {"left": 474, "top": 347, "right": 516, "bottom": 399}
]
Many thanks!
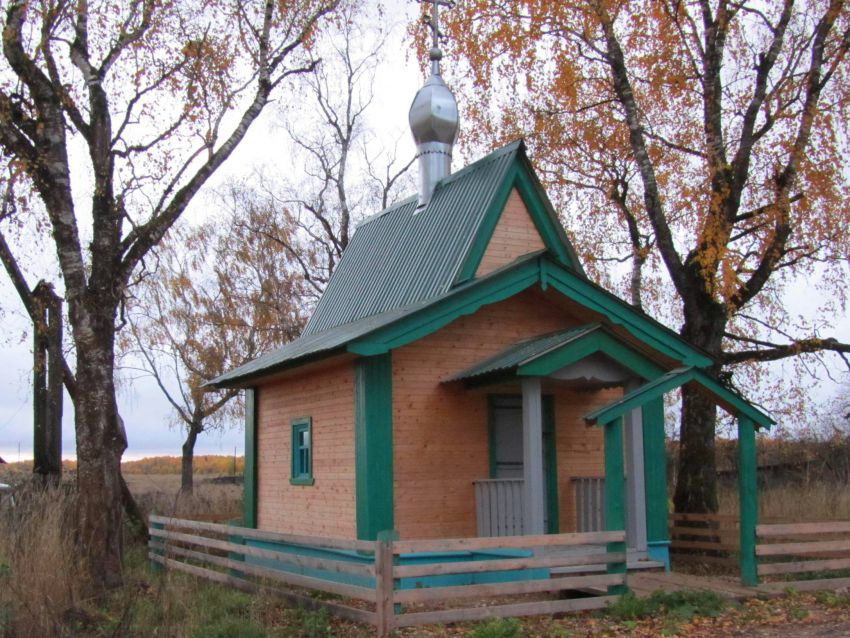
[
  {"left": 348, "top": 255, "right": 711, "bottom": 373},
  {"left": 455, "top": 152, "right": 582, "bottom": 284},
  {"left": 584, "top": 367, "right": 774, "bottom": 428},
  {"left": 243, "top": 388, "right": 258, "bottom": 529},
  {"left": 355, "top": 353, "right": 394, "bottom": 540},
  {"left": 348, "top": 256, "right": 540, "bottom": 356},
  {"left": 544, "top": 266, "right": 712, "bottom": 367},
  {"left": 517, "top": 327, "right": 666, "bottom": 381}
]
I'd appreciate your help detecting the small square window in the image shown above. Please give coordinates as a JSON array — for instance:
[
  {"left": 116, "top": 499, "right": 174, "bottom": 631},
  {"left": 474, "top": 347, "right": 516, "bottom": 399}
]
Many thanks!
[{"left": 290, "top": 417, "right": 314, "bottom": 485}]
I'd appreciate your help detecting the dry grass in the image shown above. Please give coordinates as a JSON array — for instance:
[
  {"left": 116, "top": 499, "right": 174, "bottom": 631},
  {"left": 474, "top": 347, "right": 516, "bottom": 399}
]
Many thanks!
[
  {"left": 0, "top": 485, "right": 85, "bottom": 638},
  {"left": 129, "top": 475, "right": 242, "bottom": 522},
  {"left": 718, "top": 483, "right": 850, "bottom": 522}
]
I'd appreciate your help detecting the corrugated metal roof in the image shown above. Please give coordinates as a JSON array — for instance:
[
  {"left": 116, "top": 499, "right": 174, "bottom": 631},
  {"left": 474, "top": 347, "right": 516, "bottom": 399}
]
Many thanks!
[
  {"left": 208, "top": 252, "right": 542, "bottom": 386},
  {"left": 446, "top": 325, "right": 602, "bottom": 382},
  {"left": 208, "top": 299, "right": 431, "bottom": 386},
  {"left": 302, "top": 140, "right": 523, "bottom": 336}
]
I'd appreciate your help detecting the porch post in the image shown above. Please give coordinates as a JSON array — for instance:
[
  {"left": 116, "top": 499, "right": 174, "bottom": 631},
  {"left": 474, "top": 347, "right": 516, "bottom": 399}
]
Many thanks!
[
  {"left": 642, "top": 398, "right": 670, "bottom": 568},
  {"left": 604, "top": 416, "right": 627, "bottom": 595},
  {"left": 623, "top": 379, "right": 647, "bottom": 553},
  {"left": 522, "top": 377, "right": 545, "bottom": 535},
  {"left": 738, "top": 415, "right": 759, "bottom": 586}
]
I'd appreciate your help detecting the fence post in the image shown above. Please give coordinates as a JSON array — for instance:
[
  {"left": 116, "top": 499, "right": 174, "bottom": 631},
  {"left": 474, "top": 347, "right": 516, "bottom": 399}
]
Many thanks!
[
  {"left": 604, "top": 416, "right": 628, "bottom": 596},
  {"left": 375, "top": 530, "right": 396, "bottom": 637},
  {"left": 229, "top": 534, "right": 245, "bottom": 579},
  {"left": 150, "top": 515, "right": 164, "bottom": 575}
]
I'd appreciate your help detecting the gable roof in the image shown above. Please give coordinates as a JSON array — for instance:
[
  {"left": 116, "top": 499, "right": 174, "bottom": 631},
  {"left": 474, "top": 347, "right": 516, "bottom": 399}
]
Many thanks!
[
  {"left": 302, "top": 140, "right": 583, "bottom": 337},
  {"left": 210, "top": 253, "right": 713, "bottom": 387},
  {"left": 584, "top": 366, "right": 775, "bottom": 429},
  {"left": 447, "top": 323, "right": 669, "bottom": 384}
]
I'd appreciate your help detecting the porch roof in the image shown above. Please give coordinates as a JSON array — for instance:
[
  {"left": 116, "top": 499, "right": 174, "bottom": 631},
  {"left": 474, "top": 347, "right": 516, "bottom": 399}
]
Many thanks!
[
  {"left": 584, "top": 366, "right": 775, "bottom": 429},
  {"left": 445, "top": 323, "right": 669, "bottom": 384}
]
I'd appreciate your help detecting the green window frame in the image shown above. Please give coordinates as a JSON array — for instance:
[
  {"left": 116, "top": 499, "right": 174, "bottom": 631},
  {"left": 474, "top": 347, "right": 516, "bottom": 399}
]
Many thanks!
[{"left": 290, "top": 417, "right": 314, "bottom": 485}]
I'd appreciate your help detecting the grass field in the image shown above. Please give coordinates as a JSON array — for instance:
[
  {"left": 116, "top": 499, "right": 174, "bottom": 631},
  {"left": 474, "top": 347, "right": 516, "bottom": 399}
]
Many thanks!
[{"left": 4, "top": 465, "right": 850, "bottom": 636}]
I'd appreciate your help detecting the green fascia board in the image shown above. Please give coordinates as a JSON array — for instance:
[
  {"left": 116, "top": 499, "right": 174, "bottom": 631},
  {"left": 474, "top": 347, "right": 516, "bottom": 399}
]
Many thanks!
[
  {"left": 349, "top": 254, "right": 713, "bottom": 373},
  {"left": 348, "top": 256, "right": 541, "bottom": 355},
  {"left": 243, "top": 388, "right": 258, "bottom": 529},
  {"left": 584, "top": 367, "right": 774, "bottom": 428},
  {"left": 543, "top": 261, "right": 713, "bottom": 367},
  {"left": 517, "top": 327, "right": 667, "bottom": 381},
  {"left": 455, "top": 152, "right": 582, "bottom": 284},
  {"left": 354, "top": 353, "right": 394, "bottom": 540}
]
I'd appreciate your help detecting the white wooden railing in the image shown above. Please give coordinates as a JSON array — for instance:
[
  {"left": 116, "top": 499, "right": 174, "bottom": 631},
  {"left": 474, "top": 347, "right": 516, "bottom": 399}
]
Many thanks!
[
  {"left": 473, "top": 478, "right": 524, "bottom": 536},
  {"left": 573, "top": 477, "right": 605, "bottom": 533}
]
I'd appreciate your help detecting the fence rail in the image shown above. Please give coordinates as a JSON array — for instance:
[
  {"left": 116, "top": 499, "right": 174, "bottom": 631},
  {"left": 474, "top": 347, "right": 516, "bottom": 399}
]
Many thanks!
[
  {"left": 148, "top": 515, "right": 627, "bottom": 636},
  {"left": 756, "top": 521, "right": 850, "bottom": 591}
]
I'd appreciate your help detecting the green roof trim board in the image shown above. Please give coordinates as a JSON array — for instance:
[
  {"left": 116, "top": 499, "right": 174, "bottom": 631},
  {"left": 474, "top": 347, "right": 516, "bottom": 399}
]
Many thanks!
[
  {"left": 210, "top": 252, "right": 713, "bottom": 387},
  {"left": 447, "top": 324, "right": 669, "bottom": 385},
  {"left": 348, "top": 255, "right": 712, "bottom": 366},
  {"left": 584, "top": 366, "right": 775, "bottom": 429},
  {"left": 455, "top": 148, "right": 582, "bottom": 283}
]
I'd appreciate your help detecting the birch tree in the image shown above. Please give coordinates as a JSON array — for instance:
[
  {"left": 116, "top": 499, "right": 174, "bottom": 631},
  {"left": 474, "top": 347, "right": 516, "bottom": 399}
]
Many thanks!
[
  {"left": 445, "top": 0, "right": 850, "bottom": 512},
  {"left": 244, "top": 9, "right": 414, "bottom": 302},
  {"left": 0, "top": 0, "right": 342, "bottom": 590},
  {"left": 127, "top": 210, "right": 305, "bottom": 494}
]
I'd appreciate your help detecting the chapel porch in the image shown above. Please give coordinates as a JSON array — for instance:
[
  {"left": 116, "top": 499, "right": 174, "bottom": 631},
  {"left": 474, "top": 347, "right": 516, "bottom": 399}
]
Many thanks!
[{"left": 437, "top": 325, "right": 774, "bottom": 586}]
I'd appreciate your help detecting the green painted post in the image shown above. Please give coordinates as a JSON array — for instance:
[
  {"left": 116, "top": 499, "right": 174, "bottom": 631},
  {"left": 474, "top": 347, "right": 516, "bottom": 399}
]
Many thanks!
[
  {"left": 243, "top": 388, "right": 258, "bottom": 528},
  {"left": 229, "top": 534, "right": 245, "bottom": 578},
  {"left": 738, "top": 415, "right": 759, "bottom": 586},
  {"left": 150, "top": 518, "right": 164, "bottom": 575},
  {"left": 642, "top": 398, "right": 670, "bottom": 568},
  {"left": 604, "top": 416, "right": 628, "bottom": 596},
  {"left": 355, "top": 354, "right": 394, "bottom": 540}
]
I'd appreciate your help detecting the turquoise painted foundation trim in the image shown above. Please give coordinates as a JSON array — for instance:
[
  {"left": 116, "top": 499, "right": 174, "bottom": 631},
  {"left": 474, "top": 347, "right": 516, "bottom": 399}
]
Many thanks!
[
  {"left": 647, "top": 540, "right": 671, "bottom": 570},
  {"left": 355, "top": 353, "right": 394, "bottom": 540},
  {"left": 243, "top": 538, "right": 547, "bottom": 589}
]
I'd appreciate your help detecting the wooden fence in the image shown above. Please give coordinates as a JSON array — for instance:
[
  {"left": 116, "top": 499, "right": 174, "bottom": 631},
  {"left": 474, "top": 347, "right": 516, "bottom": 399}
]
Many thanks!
[
  {"left": 668, "top": 513, "right": 740, "bottom": 569},
  {"left": 148, "top": 515, "right": 627, "bottom": 636},
  {"left": 756, "top": 521, "right": 850, "bottom": 591}
]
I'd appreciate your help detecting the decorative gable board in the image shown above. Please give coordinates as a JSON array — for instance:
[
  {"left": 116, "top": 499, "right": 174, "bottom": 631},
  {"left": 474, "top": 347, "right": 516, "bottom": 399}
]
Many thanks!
[{"left": 476, "top": 188, "right": 546, "bottom": 277}]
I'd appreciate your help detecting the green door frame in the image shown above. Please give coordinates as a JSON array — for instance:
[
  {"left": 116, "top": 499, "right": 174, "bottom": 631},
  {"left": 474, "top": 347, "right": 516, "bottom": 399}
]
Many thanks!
[{"left": 487, "top": 394, "right": 559, "bottom": 533}]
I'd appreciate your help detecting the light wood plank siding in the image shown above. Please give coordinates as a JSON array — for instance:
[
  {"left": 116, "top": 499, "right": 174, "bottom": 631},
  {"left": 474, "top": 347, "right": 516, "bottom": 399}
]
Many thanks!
[
  {"left": 392, "top": 289, "right": 609, "bottom": 539},
  {"left": 476, "top": 189, "right": 546, "bottom": 277},
  {"left": 256, "top": 360, "right": 356, "bottom": 538}
]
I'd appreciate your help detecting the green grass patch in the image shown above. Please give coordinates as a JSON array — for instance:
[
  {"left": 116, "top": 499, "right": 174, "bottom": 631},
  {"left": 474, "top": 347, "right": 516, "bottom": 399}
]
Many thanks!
[
  {"left": 466, "top": 617, "right": 523, "bottom": 638},
  {"left": 605, "top": 589, "right": 728, "bottom": 622}
]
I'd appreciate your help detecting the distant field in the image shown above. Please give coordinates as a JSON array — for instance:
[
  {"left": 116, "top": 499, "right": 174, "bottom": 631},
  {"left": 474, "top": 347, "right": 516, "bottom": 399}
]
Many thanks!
[{"left": 123, "top": 472, "right": 241, "bottom": 495}]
